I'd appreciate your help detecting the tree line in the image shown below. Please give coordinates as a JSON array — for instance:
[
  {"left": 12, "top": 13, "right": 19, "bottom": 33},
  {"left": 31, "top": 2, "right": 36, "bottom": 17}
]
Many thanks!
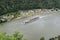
[{"left": 0, "top": 0, "right": 60, "bottom": 15}]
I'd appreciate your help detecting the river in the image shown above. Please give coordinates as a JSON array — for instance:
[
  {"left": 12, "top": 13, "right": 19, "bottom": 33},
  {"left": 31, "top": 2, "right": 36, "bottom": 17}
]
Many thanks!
[{"left": 0, "top": 12, "right": 60, "bottom": 40}]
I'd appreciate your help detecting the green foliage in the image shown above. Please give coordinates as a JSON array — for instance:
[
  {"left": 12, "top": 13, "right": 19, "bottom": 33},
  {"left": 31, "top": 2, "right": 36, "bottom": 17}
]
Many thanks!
[
  {"left": 58, "top": 35, "right": 60, "bottom": 40},
  {"left": 0, "top": 0, "right": 60, "bottom": 15},
  {"left": 49, "top": 35, "right": 60, "bottom": 40},
  {"left": 0, "top": 31, "right": 27, "bottom": 40},
  {"left": 40, "top": 37, "right": 45, "bottom": 40}
]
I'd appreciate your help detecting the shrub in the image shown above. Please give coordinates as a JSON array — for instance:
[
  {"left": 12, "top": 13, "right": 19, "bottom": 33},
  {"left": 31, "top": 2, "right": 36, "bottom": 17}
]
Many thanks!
[
  {"left": 40, "top": 37, "right": 45, "bottom": 40},
  {"left": 0, "top": 31, "right": 27, "bottom": 40}
]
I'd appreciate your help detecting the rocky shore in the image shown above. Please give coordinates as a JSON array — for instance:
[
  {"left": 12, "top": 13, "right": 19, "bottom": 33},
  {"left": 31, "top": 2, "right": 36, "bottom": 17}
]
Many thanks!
[{"left": 0, "top": 9, "right": 59, "bottom": 24}]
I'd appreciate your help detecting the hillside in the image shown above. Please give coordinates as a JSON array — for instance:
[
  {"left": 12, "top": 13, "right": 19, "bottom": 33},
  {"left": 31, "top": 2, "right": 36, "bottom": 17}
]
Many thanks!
[{"left": 0, "top": 0, "right": 60, "bottom": 15}]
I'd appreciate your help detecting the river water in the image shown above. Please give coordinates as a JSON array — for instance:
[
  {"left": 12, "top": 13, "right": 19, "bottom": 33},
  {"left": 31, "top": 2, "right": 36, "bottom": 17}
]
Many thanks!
[{"left": 0, "top": 12, "right": 60, "bottom": 40}]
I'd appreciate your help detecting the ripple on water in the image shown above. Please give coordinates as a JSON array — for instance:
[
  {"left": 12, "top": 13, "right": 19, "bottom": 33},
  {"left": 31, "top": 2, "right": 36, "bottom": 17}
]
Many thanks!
[{"left": 0, "top": 13, "right": 60, "bottom": 40}]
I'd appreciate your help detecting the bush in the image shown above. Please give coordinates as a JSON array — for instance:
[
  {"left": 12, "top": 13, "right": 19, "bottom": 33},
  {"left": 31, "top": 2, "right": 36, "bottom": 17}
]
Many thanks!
[
  {"left": 40, "top": 37, "right": 45, "bottom": 40},
  {"left": 0, "top": 31, "right": 27, "bottom": 40}
]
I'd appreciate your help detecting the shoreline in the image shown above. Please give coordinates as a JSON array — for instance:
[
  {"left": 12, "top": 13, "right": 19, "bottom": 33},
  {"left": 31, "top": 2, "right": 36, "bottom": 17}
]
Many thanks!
[{"left": 0, "top": 9, "right": 60, "bottom": 24}]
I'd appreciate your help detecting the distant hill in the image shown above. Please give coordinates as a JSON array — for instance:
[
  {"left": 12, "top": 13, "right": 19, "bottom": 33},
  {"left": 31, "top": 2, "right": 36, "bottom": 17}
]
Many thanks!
[{"left": 0, "top": 0, "right": 60, "bottom": 15}]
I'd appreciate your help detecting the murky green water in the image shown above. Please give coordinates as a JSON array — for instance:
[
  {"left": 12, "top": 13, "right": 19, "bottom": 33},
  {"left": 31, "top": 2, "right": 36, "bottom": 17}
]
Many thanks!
[{"left": 0, "top": 12, "right": 60, "bottom": 40}]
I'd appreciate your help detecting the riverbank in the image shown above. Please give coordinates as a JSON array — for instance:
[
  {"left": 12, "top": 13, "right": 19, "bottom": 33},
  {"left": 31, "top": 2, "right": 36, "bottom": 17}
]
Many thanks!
[
  {"left": 0, "top": 9, "right": 60, "bottom": 24},
  {"left": 0, "top": 9, "right": 41, "bottom": 23}
]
